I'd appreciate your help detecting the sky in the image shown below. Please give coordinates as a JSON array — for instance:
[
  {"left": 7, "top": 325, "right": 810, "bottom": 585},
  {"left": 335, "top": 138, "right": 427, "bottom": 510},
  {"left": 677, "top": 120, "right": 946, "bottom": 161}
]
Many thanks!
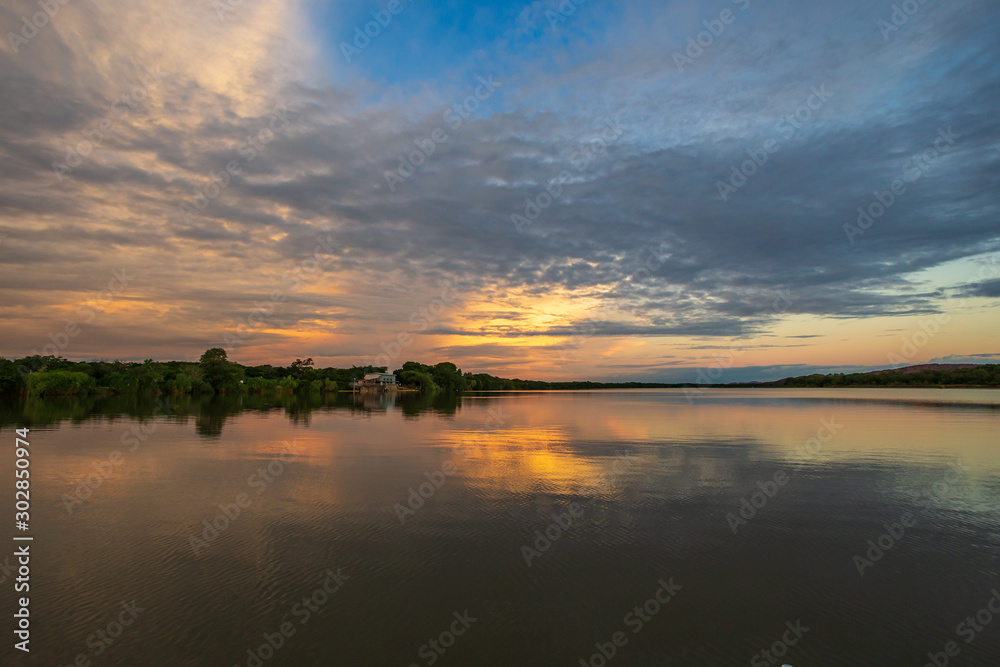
[{"left": 0, "top": 0, "right": 998, "bottom": 382}]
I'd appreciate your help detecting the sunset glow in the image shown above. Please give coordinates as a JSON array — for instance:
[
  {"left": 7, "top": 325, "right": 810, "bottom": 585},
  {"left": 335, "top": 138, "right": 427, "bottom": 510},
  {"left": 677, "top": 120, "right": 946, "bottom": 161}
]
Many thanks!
[{"left": 1, "top": 0, "right": 998, "bottom": 381}]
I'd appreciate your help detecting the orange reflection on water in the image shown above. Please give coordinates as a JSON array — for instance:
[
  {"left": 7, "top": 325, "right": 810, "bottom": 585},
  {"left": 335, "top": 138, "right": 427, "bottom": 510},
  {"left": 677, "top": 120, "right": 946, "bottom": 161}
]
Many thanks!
[
  {"left": 438, "top": 425, "right": 634, "bottom": 497},
  {"left": 437, "top": 390, "right": 1000, "bottom": 496}
]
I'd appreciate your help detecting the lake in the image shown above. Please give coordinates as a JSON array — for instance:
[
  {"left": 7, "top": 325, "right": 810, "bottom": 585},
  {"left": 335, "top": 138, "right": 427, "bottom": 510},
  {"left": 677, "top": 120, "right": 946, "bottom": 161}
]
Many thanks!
[{"left": 1, "top": 389, "right": 998, "bottom": 666}]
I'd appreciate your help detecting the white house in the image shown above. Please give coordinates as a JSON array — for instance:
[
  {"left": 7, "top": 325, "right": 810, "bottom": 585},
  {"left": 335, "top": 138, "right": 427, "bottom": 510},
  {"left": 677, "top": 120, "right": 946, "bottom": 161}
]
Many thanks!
[{"left": 360, "top": 373, "right": 396, "bottom": 386}]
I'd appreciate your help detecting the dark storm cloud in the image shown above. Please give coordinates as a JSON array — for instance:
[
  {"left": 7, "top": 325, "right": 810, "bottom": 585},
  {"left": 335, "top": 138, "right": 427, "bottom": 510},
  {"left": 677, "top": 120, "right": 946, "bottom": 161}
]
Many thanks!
[{"left": 958, "top": 279, "right": 1000, "bottom": 298}]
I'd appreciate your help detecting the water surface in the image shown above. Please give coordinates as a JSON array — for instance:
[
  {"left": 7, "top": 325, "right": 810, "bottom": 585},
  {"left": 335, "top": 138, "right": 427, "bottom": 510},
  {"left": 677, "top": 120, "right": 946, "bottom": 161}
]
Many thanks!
[{"left": 1, "top": 389, "right": 998, "bottom": 666}]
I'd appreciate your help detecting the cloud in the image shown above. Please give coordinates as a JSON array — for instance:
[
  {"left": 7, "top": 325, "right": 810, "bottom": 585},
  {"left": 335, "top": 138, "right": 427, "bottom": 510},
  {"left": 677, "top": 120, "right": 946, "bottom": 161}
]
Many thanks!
[
  {"left": 929, "top": 353, "right": 1000, "bottom": 365},
  {"left": 957, "top": 278, "right": 1000, "bottom": 298},
  {"left": 0, "top": 0, "right": 998, "bottom": 378}
]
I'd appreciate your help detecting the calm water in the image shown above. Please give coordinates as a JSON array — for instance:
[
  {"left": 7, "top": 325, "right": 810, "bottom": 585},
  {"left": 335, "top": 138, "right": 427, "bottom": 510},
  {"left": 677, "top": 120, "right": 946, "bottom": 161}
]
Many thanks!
[{"left": 1, "top": 389, "right": 999, "bottom": 666}]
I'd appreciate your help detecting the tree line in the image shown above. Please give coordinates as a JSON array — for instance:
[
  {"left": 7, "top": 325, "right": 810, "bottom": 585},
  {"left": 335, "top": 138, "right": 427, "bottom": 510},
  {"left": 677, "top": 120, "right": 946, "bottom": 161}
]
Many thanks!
[
  {"left": 0, "top": 349, "right": 375, "bottom": 398},
  {"left": 1, "top": 350, "right": 996, "bottom": 398},
  {"left": 0, "top": 351, "right": 697, "bottom": 398},
  {"left": 744, "top": 365, "right": 1000, "bottom": 388}
]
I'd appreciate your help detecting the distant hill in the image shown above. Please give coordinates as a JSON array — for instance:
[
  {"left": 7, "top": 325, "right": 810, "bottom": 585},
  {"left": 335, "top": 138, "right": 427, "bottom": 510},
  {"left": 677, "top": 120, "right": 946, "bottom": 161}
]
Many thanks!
[
  {"left": 750, "top": 363, "right": 1000, "bottom": 388},
  {"left": 868, "top": 363, "right": 981, "bottom": 374},
  {"left": 457, "top": 363, "right": 1000, "bottom": 390}
]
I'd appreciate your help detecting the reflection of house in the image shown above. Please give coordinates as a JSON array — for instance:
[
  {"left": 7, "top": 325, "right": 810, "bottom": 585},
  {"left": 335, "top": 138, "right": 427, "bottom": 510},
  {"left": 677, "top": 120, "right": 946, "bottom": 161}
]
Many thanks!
[{"left": 360, "top": 373, "right": 396, "bottom": 387}]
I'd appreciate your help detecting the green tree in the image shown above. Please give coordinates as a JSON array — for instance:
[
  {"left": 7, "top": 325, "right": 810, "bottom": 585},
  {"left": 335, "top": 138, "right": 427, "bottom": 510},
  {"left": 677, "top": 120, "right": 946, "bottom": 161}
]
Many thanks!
[
  {"left": 133, "top": 359, "right": 163, "bottom": 394},
  {"left": 431, "top": 362, "right": 465, "bottom": 392},
  {"left": 26, "top": 370, "right": 96, "bottom": 397},
  {"left": 290, "top": 358, "right": 315, "bottom": 380},
  {"left": 398, "top": 370, "right": 436, "bottom": 391},
  {"left": 199, "top": 348, "right": 244, "bottom": 393},
  {"left": 0, "top": 358, "right": 24, "bottom": 394}
]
